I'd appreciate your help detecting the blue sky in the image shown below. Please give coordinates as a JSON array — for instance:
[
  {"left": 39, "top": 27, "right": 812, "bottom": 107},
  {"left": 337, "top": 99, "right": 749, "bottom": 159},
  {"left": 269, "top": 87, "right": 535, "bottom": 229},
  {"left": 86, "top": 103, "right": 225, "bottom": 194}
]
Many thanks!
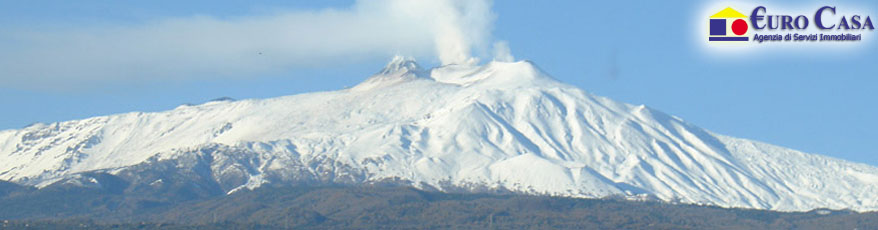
[{"left": 1, "top": 0, "right": 876, "bottom": 165}]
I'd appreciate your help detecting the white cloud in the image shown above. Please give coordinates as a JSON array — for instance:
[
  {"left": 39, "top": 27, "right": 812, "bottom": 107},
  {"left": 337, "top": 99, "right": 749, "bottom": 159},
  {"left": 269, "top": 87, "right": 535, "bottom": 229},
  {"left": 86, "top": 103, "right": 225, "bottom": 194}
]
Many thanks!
[
  {"left": 0, "top": 0, "right": 497, "bottom": 90},
  {"left": 492, "top": 41, "right": 514, "bottom": 62}
]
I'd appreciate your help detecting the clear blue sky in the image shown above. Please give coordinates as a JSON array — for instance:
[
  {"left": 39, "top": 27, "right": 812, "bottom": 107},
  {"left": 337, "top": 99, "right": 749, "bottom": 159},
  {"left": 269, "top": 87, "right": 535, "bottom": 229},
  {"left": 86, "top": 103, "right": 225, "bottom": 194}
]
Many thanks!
[{"left": 1, "top": 0, "right": 876, "bottom": 166}]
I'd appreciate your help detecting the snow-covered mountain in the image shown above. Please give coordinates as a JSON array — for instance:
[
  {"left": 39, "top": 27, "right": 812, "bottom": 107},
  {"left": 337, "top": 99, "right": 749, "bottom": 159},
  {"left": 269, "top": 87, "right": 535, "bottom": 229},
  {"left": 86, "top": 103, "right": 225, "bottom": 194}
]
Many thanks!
[{"left": 1, "top": 56, "right": 877, "bottom": 211}]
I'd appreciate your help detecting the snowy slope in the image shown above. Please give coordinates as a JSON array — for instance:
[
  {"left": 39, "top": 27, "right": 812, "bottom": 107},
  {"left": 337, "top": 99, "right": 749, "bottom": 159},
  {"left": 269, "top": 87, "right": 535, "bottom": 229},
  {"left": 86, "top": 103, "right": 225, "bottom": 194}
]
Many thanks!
[{"left": 1, "top": 56, "right": 877, "bottom": 211}]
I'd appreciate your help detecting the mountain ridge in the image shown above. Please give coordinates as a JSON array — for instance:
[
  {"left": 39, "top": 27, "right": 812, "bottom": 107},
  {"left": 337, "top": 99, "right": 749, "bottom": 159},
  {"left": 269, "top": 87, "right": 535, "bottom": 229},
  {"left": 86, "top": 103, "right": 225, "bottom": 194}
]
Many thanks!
[{"left": 1, "top": 57, "right": 877, "bottom": 211}]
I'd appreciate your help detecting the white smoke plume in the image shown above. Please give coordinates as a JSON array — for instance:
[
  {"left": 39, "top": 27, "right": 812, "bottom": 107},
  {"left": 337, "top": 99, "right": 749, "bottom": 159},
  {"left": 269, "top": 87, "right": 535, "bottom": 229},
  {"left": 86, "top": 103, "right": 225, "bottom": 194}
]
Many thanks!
[
  {"left": 0, "top": 0, "right": 499, "bottom": 90},
  {"left": 492, "top": 41, "right": 515, "bottom": 62}
]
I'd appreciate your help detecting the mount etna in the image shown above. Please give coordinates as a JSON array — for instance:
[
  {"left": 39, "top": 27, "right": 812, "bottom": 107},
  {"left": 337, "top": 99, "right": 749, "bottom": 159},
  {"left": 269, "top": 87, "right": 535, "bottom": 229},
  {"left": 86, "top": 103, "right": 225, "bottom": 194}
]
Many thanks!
[{"left": 2, "top": 57, "right": 877, "bottom": 217}]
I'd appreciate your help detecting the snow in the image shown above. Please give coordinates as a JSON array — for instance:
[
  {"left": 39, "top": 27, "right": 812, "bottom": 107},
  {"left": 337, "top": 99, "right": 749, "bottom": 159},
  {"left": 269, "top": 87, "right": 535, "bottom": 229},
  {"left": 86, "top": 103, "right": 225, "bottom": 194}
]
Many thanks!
[
  {"left": 226, "top": 174, "right": 268, "bottom": 195},
  {"left": 2, "top": 56, "right": 878, "bottom": 211}
]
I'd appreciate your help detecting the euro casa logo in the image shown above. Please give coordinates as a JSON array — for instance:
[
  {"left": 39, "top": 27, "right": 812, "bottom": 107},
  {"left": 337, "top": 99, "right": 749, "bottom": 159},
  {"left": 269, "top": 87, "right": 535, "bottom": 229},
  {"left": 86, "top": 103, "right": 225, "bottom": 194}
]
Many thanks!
[{"left": 706, "top": 5, "right": 875, "bottom": 44}]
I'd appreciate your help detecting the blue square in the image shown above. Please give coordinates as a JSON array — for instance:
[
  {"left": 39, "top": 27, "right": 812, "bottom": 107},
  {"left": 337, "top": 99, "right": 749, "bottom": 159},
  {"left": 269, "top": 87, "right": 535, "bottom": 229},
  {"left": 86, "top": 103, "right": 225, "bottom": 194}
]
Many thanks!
[{"left": 710, "top": 19, "right": 726, "bottom": 36}]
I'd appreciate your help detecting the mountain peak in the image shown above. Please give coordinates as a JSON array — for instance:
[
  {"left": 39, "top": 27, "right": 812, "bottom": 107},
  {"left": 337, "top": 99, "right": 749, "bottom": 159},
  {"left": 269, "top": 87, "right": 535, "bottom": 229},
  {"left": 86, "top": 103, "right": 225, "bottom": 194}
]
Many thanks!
[
  {"left": 430, "top": 60, "right": 555, "bottom": 87},
  {"left": 359, "top": 57, "right": 556, "bottom": 90},
  {"left": 353, "top": 56, "right": 426, "bottom": 91},
  {"left": 379, "top": 55, "right": 422, "bottom": 76}
]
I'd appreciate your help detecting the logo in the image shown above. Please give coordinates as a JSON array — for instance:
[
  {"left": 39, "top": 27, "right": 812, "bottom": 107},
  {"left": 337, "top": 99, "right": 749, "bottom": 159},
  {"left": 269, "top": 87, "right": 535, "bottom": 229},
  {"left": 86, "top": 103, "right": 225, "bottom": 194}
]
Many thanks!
[
  {"left": 706, "top": 5, "right": 874, "bottom": 44},
  {"left": 709, "top": 7, "right": 750, "bottom": 41}
]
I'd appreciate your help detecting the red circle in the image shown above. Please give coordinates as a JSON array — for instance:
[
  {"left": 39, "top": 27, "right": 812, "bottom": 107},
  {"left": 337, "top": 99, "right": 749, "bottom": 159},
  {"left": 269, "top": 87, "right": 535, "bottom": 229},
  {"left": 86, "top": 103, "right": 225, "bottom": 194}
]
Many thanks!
[{"left": 731, "top": 19, "right": 748, "bottom": 35}]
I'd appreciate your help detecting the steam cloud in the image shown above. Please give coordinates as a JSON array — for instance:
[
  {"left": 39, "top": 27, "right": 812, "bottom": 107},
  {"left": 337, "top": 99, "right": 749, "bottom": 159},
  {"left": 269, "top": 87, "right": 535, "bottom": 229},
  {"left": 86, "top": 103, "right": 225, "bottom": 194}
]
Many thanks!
[{"left": 0, "top": 0, "right": 506, "bottom": 90}]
